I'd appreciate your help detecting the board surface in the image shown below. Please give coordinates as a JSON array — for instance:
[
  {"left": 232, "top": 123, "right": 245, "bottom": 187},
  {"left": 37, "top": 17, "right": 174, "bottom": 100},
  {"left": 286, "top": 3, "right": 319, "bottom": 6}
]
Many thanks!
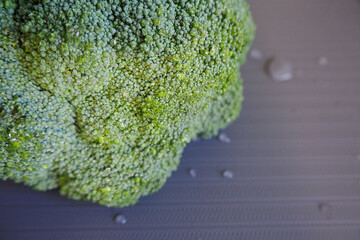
[{"left": 1, "top": 0, "right": 360, "bottom": 239}]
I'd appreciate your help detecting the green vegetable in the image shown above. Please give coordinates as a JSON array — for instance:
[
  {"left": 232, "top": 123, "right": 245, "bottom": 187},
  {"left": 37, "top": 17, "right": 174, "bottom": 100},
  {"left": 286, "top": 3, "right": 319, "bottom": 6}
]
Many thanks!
[{"left": 0, "top": 0, "right": 255, "bottom": 207}]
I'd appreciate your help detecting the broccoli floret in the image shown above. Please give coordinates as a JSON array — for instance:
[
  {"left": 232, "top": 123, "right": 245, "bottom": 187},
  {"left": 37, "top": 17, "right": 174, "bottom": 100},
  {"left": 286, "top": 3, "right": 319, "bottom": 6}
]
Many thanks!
[{"left": 0, "top": 0, "right": 255, "bottom": 207}]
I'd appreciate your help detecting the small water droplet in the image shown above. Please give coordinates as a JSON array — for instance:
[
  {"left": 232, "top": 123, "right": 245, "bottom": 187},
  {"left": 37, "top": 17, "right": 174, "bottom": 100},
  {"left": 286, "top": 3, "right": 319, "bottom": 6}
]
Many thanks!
[
  {"left": 217, "top": 133, "right": 231, "bottom": 143},
  {"left": 318, "top": 203, "right": 329, "bottom": 212},
  {"left": 317, "top": 56, "right": 328, "bottom": 66},
  {"left": 318, "top": 202, "right": 332, "bottom": 219},
  {"left": 250, "top": 49, "right": 263, "bottom": 60},
  {"left": 114, "top": 214, "right": 127, "bottom": 224},
  {"left": 222, "top": 170, "right": 234, "bottom": 179},
  {"left": 267, "top": 58, "right": 294, "bottom": 82},
  {"left": 189, "top": 168, "right": 197, "bottom": 178},
  {"left": 76, "top": 31, "right": 80, "bottom": 37}
]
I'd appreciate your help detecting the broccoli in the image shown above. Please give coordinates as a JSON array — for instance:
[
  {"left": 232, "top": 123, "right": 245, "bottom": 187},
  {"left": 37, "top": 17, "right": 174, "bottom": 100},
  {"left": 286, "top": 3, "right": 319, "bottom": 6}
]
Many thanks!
[{"left": 0, "top": 0, "right": 255, "bottom": 207}]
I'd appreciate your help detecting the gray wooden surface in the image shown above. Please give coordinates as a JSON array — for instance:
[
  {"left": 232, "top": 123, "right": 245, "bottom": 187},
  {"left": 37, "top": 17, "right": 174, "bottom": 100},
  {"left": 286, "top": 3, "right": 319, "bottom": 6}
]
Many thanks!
[{"left": 1, "top": 0, "right": 360, "bottom": 239}]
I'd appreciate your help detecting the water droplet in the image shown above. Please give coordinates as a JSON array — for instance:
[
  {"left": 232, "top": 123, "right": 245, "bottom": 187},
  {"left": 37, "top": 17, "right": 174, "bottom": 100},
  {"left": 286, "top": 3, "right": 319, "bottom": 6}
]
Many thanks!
[
  {"left": 318, "top": 203, "right": 329, "bottom": 212},
  {"left": 114, "top": 214, "right": 127, "bottom": 224},
  {"left": 188, "top": 168, "right": 197, "bottom": 178},
  {"left": 317, "top": 56, "right": 328, "bottom": 66},
  {"left": 318, "top": 202, "right": 332, "bottom": 219},
  {"left": 267, "top": 58, "right": 294, "bottom": 82},
  {"left": 217, "top": 133, "right": 231, "bottom": 143},
  {"left": 250, "top": 49, "right": 263, "bottom": 60},
  {"left": 222, "top": 170, "right": 234, "bottom": 179},
  {"left": 76, "top": 31, "right": 80, "bottom": 37}
]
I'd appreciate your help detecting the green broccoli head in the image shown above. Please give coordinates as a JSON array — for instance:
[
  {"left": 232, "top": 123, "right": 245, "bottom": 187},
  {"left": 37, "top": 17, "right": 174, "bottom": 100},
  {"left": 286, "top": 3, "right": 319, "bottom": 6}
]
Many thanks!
[{"left": 0, "top": 0, "right": 255, "bottom": 207}]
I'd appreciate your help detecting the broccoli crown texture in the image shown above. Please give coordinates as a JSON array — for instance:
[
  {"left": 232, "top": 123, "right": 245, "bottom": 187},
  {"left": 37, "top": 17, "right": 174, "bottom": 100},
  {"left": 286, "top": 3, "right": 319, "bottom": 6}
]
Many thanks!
[{"left": 0, "top": 0, "right": 255, "bottom": 206}]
